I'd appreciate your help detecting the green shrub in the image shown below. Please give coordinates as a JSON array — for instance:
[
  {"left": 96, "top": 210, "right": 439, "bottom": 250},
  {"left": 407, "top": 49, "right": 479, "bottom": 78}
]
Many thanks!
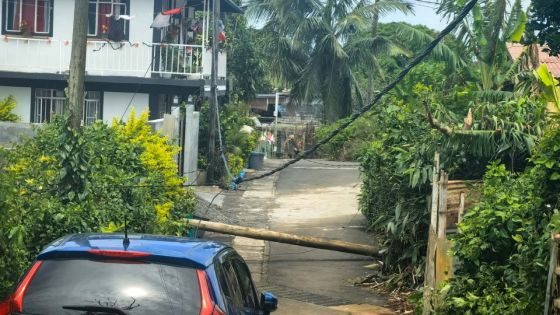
[
  {"left": 359, "top": 100, "right": 437, "bottom": 286},
  {"left": 441, "top": 123, "right": 560, "bottom": 314},
  {"left": 198, "top": 101, "right": 257, "bottom": 184},
  {"left": 0, "top": 95, "right": 19, "bottom": 122},
  {"left": 315, "top": 113, "right": 376, "bottom": 161},
  {"left": 358, "top": 93, "right": 546, "bottom": 288},
  {"left": 0, "top": 112, "right": 196, "bottom": 297}
]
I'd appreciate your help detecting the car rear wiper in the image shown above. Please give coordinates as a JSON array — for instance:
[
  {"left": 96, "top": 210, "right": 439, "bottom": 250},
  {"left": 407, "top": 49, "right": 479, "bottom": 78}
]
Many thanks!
[{"left": 62, "top": 305, "right": 128, "bottom": 315}]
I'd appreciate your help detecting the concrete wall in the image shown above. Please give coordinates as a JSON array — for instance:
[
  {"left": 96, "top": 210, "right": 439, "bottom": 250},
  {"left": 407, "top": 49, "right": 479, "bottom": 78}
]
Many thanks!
[
  {"left": 0, "top": 122, "right": 36, "bottom": 148},
  {"left": 0, "top": 86, "right": 32, "bottom": 123},
  {"left": 103, "top": 92, "right": 150, "bottom": 122}
]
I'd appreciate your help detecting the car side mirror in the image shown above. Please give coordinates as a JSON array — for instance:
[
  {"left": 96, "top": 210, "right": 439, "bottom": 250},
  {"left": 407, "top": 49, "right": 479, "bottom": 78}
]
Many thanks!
[{"left": 260, "top": 291, "right": 278, "bottom": 314}]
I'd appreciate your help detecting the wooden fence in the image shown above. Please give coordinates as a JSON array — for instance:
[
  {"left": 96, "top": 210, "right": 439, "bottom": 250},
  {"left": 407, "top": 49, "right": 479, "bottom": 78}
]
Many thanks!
[
  {"left": 545, "top": 233, "right": 560, "bottom": 314},
  {"left": 422, "top": 153, "right": 481, "bottom": 314}
]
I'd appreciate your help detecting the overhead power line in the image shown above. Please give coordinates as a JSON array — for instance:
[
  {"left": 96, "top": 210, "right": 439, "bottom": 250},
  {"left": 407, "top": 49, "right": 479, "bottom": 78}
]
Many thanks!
[
  {"left": 239, "top": 0, "right": 478, "bottom": 183},
  {"left": 410, "top": 0, "right": 440, "bottom": 6}
]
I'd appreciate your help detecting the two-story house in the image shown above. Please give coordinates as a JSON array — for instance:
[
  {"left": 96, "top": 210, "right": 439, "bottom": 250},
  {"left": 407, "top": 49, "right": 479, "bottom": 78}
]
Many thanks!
[{"left": 0, "top": 0, "right": 238, "bottom": 124}]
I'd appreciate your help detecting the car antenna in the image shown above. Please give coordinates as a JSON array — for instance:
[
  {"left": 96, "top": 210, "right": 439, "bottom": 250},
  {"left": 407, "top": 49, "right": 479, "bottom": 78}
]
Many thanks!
[{"left": 123, "top": 213, "right": 130, "bottom": 250}]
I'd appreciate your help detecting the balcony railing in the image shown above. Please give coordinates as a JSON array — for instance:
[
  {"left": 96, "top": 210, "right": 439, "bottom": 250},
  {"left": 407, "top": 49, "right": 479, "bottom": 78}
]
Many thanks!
[{"left": 0, "top": 37, "right": 211, "bottom": 78}]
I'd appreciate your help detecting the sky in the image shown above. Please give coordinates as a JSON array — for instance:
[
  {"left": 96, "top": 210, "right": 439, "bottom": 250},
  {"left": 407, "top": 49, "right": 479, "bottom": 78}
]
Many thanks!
[
  {"left": 381, "top": 0, "right": 532, "bottom": 31},
  {"left": 381, "top": 3, "right": 447, "bottom": 31},
  {"left": 248, "top": 0, "right": 531, "bottom": 32}
]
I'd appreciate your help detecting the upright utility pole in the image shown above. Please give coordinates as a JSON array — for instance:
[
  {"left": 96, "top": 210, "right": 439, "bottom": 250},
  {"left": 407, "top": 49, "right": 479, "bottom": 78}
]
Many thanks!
[
  {"left": 207, "top": 0, "right": 221, "bottom": 183},
  {"left": 67, "top": 0, "right": 89, "bottom": 129}
]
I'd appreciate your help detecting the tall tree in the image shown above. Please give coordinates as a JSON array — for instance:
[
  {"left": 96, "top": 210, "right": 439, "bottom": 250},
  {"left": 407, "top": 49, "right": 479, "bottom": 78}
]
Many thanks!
[
  {"left": 526, "top": 0, "right": 560, "bottom": 56},
  {"left": 249, "top": 0, "right": 415, "bottom": 122},
  {"left": 226, "top": 15, "right": 272, "bottom": 101}
]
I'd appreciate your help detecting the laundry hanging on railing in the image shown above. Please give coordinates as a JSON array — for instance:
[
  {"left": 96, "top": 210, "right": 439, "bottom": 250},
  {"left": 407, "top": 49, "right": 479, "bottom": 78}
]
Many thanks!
[
  {"left": 104, "top": 13, "right": 135, "bottom": 20},
  {"left": 151, "top": 7, "right": 184, "bottom": 29},
  {"left": 108, "top": 16, "right": 126, "bottom": 42}
]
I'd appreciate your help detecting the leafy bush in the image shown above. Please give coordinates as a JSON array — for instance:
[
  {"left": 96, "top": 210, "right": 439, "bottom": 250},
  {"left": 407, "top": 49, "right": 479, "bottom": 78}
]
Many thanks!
[
  {"left": 0, "top": 112, "right": 195, "bottom": 297},
  {"left": 0, "top": 95, "right": 19, "bottom": 122},
  {"left": 198, "top": 101, "right": 257, "bottom": 184},
  {"left": 315, "top": 113, "right": 376, "bottom": 161},
  {"left": 358, "top": 90, "right": 547, "bottom": 288},
  {"left": 441, "top": 122, "right": 560, "bottom": 314},
  {"left": 359, "top": 99, "right": 438, "bottom": 286}
]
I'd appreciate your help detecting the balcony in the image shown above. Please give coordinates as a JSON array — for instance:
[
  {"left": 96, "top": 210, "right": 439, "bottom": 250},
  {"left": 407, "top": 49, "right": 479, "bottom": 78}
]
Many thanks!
[{"left": 0, "top": 37, "right": 226, "bottom": 79}]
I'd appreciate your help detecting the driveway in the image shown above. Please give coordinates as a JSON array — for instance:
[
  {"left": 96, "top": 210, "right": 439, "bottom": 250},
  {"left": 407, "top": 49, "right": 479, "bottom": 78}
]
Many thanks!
[{"left": 263, "top": 159, "right": 386, "bottom": 306}]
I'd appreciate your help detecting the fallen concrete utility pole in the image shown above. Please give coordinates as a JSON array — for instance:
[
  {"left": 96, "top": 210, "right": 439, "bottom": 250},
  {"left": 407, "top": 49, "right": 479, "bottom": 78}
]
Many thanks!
[{"left": 188, "top": 220, "right": 379, "bottom": 257}]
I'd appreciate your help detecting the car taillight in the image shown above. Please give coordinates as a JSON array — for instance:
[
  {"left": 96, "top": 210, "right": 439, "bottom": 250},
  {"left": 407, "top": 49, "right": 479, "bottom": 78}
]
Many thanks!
[
  {"left": 197, "top": 270, "right": 226, "bottom": 315},
  {"left": 0, "top": 300, "right": 9, "bottom": 315},
  {"left": 87, "top": 249, "right": 151, "bottom": 258},
  {"left": 5, "top": 261, "right": 43, "bottom": 314}
]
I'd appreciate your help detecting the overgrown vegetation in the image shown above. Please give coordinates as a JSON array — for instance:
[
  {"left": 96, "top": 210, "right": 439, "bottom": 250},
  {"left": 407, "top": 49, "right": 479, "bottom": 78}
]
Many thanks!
[
  {"left": 441, "top": 121, "right": 560, "bottom": 313},
  {"left": 244, "top": 0, "right": 559, "bottom": 312},
  {"left": 0, "top": 112, "right": 195, "bottom": 297},
  {"left": 306, "top": 0, "right": 549, "bottom": 298},
  {"left": 0, "top": 95, "right": 19, "bottom": 122},
  {"left": 526, "top": 0, "right": 560, "bottom": 56},
  {"left": 198, "top": 100, "right": 258, "bottom": 183}
]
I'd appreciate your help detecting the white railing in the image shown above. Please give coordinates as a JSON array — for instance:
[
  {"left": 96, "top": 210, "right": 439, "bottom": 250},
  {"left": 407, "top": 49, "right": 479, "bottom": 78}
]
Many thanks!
[
  {"left": 0, "top": 37, "right": 206, "bottom": 78},
  {"left": 151, "top": 43, "right": 204, "bottom": 77}
]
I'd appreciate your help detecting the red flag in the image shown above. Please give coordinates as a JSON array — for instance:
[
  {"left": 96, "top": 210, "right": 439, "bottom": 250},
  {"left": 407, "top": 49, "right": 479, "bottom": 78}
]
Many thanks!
[
  {"left": 163, "top": 7, "right": 183, "bottom": 15},
  {"left": 218, "top": 31, "right": 226, "bottom": 43}
]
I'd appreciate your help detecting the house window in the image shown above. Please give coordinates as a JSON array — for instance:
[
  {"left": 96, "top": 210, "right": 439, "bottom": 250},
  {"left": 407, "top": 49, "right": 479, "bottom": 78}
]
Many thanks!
[
  {"left": 84, "top": 91, "right": 102, "bottom": 125},
  {"left": 2, "top": 0, "right": 53, "bottom": 35},
  {"left": 87, "top": 0, "right": 129, "bottom": 39},
  {"left": 32, "top": 89, "right": 102, "bottom": 124},
  {"left": 33, "top": 88, "right": 65, "bottom": 123}
]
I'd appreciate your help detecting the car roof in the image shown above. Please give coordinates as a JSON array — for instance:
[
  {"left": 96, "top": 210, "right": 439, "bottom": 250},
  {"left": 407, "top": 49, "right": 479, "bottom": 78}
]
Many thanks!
[{"left": 36, "top": 233, "right": 230, "bottom": 268}]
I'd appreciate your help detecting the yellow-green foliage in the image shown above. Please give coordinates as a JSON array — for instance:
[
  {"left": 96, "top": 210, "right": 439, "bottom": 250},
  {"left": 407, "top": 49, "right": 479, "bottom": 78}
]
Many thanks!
[
  {"left": 113, "top": 109, "right": 182, "bottom": 188},
  {"left": 0, "top": 95, "right": 20, "bottom": 122},
  {"left": 227, "top": 153, "right": 245, "bottom": 177},
  {"left": 0, "top": 114, "right": 196, "bottom": 298}
]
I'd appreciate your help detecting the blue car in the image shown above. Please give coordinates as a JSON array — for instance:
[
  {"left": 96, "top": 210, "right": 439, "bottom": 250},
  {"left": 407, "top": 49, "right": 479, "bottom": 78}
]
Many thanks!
[{"left": 0, "top": 233, "right": 278, "bottom": 315}]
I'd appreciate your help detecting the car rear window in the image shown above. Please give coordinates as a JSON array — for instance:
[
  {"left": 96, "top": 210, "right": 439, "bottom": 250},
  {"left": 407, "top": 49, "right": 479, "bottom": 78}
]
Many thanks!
[{"left": 22, "top": 259, "right": 201, "bottom": 315}]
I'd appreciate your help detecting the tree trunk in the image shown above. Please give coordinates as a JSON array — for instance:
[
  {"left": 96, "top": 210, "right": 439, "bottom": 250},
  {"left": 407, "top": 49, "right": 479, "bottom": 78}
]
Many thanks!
[
  {"left": 190, "top": 219, "right": 379, "bottom": 256},
  {"left": 368, "top": 3, "right": 380, "bottom": 103},
  {"left": 67, "top": 0, "right": 89, "bottom": 129}
]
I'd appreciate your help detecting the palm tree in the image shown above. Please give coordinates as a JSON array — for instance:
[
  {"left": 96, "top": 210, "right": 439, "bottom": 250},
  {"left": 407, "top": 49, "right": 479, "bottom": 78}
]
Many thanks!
[{"left": 248, "top": 0, "right": 416, "bottom": 122}]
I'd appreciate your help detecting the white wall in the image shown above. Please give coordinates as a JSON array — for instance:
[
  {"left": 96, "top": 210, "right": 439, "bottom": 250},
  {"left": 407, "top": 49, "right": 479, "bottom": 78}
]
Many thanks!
[
  {"left": 0, "top": 0, "right": 156, "bottom": 77},
  {"left": 0, "top": 86, "right": 32, "bottom": 123},
  {"left": 53, "top": 0, "right": 155, "bottom": 43},
  {"left": 54, "top": 0, "right": 75, "bottom": 41},
  {"left": 129, "top": 0, "right": 155, "bottom": 44},
  {"left": 103, "top": 92, "right": 149, "bottom": 122}
]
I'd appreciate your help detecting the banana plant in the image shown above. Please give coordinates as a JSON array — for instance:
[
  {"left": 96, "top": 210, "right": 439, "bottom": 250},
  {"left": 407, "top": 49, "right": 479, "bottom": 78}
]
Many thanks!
[{"left": 533, "top": 63, "right": 560, "bottom": 111}]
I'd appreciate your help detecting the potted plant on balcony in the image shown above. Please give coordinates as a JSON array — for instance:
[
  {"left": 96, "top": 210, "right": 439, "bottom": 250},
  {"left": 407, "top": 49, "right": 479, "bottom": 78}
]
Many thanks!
[
  {"left": 20, "top": 20, "right": 31, "bottom": 37},
  {"left": 100, "top": 24, "right": 109, "bottom": 39}
]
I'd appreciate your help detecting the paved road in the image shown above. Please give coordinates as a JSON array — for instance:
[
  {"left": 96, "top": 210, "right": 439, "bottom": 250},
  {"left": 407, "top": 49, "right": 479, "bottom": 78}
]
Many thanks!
[
  {"left": 265, "top": 159, "right": 386, "bottom": 306},
  {"left": 197, "top": 159, "right": 389, "bottom": 312}
]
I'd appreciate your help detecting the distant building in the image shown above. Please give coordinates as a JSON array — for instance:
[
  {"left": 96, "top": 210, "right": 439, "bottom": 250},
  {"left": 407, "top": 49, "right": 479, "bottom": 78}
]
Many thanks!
[
  {"left": 0, "top": 0, "right": 240, "bottom": 124},
  {"left": 507, "top": 43, "right": 560, "bottom": 78},
  {"left": 248, "top": 92, "right": 322, "bottom": 124}
]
